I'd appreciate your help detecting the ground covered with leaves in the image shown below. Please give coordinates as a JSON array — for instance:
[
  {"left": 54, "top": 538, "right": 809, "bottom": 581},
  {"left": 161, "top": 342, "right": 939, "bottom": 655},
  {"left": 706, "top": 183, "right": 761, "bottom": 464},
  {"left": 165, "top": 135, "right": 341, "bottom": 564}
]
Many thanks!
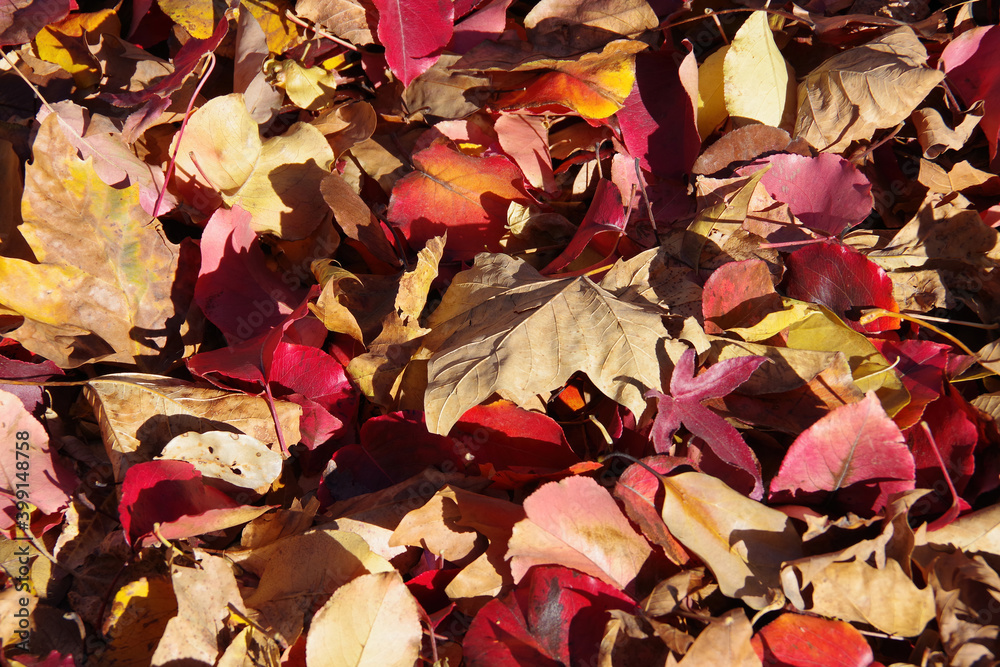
[{"left": 2, "top": 0, "right": 1000, "bottom": 664}]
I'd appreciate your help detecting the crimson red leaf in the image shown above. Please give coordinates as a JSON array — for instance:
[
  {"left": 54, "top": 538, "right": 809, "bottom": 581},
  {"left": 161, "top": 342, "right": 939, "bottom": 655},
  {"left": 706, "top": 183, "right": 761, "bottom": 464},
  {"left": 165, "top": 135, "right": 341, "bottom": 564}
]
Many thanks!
[
  {"left": 372, "top": 0, "right": 454, "bottom": 87},
  {"left": 942, "top": 25, "right": 1000, "bottom": 160},
  {"left": 648, "top": 349, "right": 768, "bottom": 498},
  {"left": 450, "top": 0, "right": 512, "bottom": 54},
  {"left": 739, "top": 153, "right": 873, "bottom": 236},
  {"left": 784, "top": 242, "right": 900, "bottom": 333},
  {"left": 119, "top": 460, "right": 271, "bottom": 546},
  {"left": 752, "top": 613, "right": 875, "bottom": 667},
  {"left": 617, "top": 49, "right": 700, "bottom": 179},
  {"left": 908, "top": 386, "right": 978, "bottom": 514},
  {"left": 0, "top": 338, "right": 63, "bottom": 414},
  {"left": 871, "top": 339, "right": 948, "bottom": 429},
  {"left": 769, "top": 392, "right": 915, "bottom": 514},
  {"left": 463, "top": 565, "right": 635, "bottom": 666}
]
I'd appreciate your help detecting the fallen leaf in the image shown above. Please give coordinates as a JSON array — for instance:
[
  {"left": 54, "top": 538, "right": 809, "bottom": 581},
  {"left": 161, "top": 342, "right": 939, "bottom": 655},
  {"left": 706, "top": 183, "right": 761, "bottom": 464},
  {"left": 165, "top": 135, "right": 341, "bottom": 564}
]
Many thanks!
[
  {"left": 387, "top": 142, "right": 534, "bottom": 261},
  {"left": 156, "top": 431, "right": 283, "bottom": 493},
  {"left": 941, "top": 25, "right": 1000, "bottom": 160},
  {"left": 751, "top": 613, "right": 874, "bottom": 667},
  {"left": 296, "top": 0, "right": 377, "bottom": 46},
  {"left": 371, "top": 0, "right": 453, "bottom": 87},
  {"left": 769, "top": 392, "right": 915, "bottom": 515},
  {"left": 0, "top": 113, "right": 191, "bottom": 369},
  {"left": 306, "top": 571, "right": 422, "bottom": 667},
  {"left": 723, "top": 11, "right": 794, "bottom": 129},
  {"left": 0, "top": 0, "right": 71, "bottom": 46},
  {"left": 523, "top": 0, "right": 658, "bottom": 53},
  {"left": 419, "top": 252, "right": 682, "bottom": 435},
  {"left": 171, "top": 93, "right": 335, "bottom": 239},
  {"left": 679, "top": 609, "right": 761, "bottom": 667},
  {"left": 794, "top": 27, "right": 944, "bottom": 152},
  {"left": 507, "top": 475, "right": 652, "bottom": 591}
]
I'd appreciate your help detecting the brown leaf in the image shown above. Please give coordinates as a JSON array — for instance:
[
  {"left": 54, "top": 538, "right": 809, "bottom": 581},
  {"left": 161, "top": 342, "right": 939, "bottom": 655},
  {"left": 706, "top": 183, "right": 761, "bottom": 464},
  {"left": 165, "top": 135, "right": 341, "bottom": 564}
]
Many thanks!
[
  {"left": 296, "top": 0, "right": 377, "bottom": 46},
  {"left": 678, "top": 609, "right": 761, "bottom": 667},
  {"left": 524, "top": 0, "right": 658, "bottom": 53},
  {"left": 419, "top": 252, "right": 684, "bottom": 435},
  {"left": 926, "top": 551, "right": 1000, "bottom": 666},
  {"left": 83, "top": 373, "right": 301, "bottom": 481},
  {"left": 0, "top": 113, "right": 189, "bottom": 369},
  {"left": 305, "top": 571, "right": 422, "bottom": 667},
  {"left": 913, "top": 102, "right": 984, "bottom": 159},
  {"left": 794, "top": 27, "right": 944, "bottom": 152}
]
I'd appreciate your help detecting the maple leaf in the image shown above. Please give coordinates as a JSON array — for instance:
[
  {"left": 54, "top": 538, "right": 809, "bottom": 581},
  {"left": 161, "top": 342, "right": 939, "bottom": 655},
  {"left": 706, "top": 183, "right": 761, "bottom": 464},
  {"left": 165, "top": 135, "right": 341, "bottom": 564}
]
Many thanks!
[
  {"left": 647, "top": 348, "right": 768, "bottom": 499},
  {"left": 418, "top": 252, "right": 686, "bottom": 435}
]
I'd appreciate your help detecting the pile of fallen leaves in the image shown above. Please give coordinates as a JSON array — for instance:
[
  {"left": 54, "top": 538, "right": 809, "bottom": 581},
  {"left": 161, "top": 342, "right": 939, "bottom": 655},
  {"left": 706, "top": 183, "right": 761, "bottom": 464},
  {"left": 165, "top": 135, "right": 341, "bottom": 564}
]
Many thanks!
[{"left": 3, "top": 0, "right": 1000, "bottom": 664}]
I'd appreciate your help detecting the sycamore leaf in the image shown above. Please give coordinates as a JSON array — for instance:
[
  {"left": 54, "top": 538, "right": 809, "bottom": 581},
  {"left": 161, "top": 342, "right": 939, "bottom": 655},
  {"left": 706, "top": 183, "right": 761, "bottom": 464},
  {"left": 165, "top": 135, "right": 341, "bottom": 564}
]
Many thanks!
[
  {"left": 794, "top": 27, "right": 944, "bottom": 152},
  {"left": 0, "top": 113, "right": 189, "bottom": 369},
  {"left": 723, "top": 11, "right": 795, "bottom": 128},
  {"left": 648, "top": 348, "right": 769, "bottom": 499},
  {"left": 506, "top": 475, "right": 653, "bottom": 591},
  {"left": 388, "top": 142, "right": 534, "bottom": 261},
  {"left": 769, "top": 392, "right": 915, "bottom": 514},
  {"left": 371, "top": 0, "right": 453, "bottom": 87},
  {"left": 419, "top": 252, "right": 683, "bottom": 435},
  {"left": 306, "top": 571, "right": 422, "bottom": 667},
  {"left": 172, "top": 94, "right": 335, "bottom": 239}
]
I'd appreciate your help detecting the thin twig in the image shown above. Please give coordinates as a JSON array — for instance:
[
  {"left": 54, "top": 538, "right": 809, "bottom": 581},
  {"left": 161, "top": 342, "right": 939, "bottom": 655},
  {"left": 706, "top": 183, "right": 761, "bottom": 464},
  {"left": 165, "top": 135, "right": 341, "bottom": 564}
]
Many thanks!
[{"left": 284, "top": 9, "right": 361, "bottom": 52}]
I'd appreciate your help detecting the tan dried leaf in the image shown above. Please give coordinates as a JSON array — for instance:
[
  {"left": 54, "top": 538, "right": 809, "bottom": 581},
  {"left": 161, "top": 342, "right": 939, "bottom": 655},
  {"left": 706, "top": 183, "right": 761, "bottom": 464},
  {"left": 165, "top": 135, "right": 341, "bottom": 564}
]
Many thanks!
[
  {"left": 296, "top": 0, "right": 377, "bottom": 46},
  {"left": 794, "top": 27, "right": 944, "bottom": 152},
  {"left": 83, "top": 373, "right": 302, "bottom": 481},
  {"left": 419, "top": 253, "right": 680, "bottom": 435}
]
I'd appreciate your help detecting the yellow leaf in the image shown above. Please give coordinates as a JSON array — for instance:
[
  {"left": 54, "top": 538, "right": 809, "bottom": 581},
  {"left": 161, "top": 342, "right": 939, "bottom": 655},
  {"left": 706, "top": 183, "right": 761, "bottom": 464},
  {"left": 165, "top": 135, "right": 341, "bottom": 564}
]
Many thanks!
[
  {"left": 697, "top": 44, "right": 729, "bottom": 138},
  {"left": 723, "top": 11, "right": 795, "bottom": 128},
  {"left": 34, "top": 9, "right": 119, "bottom": 88},
  {"left": 272, "top": 60, "right": 338, "bottom": 111},
  {"left": 157, "top": 0, "right": 227, "bottom": 38}
]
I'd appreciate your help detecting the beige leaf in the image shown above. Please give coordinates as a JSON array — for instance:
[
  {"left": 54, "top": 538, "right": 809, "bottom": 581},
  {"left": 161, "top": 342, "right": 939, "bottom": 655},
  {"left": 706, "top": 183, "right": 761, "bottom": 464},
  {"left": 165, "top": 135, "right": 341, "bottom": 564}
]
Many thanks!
[
  {"left": 784, "top": 558, "right": 934, "bottom": 636},
  {"left": 926, "top": 551, "right": 1000, "bottom": 664},
  {"left": 654, "top": 471, "right": 803, "bottom": 610},
  {"left": 310, "top": 261, "right": 365, "bottom": 342},
  {"left": 420, "top": 253, "right": 676, "bottom": 435},
  {"left": 230, "top": 529, "right": 392, "bottom": 646},
  {"left": 794, "top": 27, "right": 944, "bottom": 152},
  {"left": 524, "top": 0, "right": 658, "bottom": 52},
  {"left": 306, "top": 571, "right": 421, "bottom": 667},
  {"left": 913, "top": 101, "right": 984, "bottom": 159},
  {"left": 83, "top": 373, "right": 301, "bottom": 481},
  {"left": 723, "top": 12, "right": 795, "bottom": 129},
  {"left": 157, "top": 430, "right": 283, "bottom": 493},
  {"left": 172, "top": 94, "right": 335, "bottom": 239},
  {"left": 678, "top": 609, "right": 761, "bottom": 667}
]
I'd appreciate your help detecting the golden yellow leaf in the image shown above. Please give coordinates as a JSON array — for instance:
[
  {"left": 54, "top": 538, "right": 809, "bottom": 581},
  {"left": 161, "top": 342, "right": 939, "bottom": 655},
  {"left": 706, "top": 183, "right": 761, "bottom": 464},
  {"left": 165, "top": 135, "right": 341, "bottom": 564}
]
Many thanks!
[
  {"left": 723, "top": 11, "right": 795, "bottom": 129},
  {"left": 698, "top": 45, "right": 729, "bottom": 138}
]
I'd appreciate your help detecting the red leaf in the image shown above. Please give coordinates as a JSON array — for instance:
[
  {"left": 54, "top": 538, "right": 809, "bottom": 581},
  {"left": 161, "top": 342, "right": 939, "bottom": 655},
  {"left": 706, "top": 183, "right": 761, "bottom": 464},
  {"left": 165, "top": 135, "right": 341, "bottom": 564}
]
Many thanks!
[
  {"left": 388, "top": 142, "right": 535, "bottom": 261},
  {"left": 752, "top": 613, "right": 874, "bottom": 667},
  {"left": 702, "top": 258, "right": 782, "bottom": 334},
  {"left": 908, "top": 386, "right": 978, "bottom": 512},
  {"left": 784, "top": 242, "right": 900, "bottom": 333},
  {"left": 769, "top": 392, "right": 915, "bottom": 515},
  {"left": 617, "top": 49, "right": 700, "bottom": 179},
  {"left": 450, "top": 0, "right": 512, "bottom": 54},
  {"left": 372, "top": 0, "right": 454, "bottom": 86},
  {"left": 195, "top": 207, "right": 302, "bottom": 344},
  {"left": 943, "top": 25, "right": 1000, "bottom": 160},
  {"left": 463, "top": 566, "right": 635, "bottom": 666},
  {"left": 871, "top": 339, "right": 948, "bottom": 429},
  {"left": 0, "top": 339, "right": 63, "bottom": 414},
  {"left": 648, "top": 349, "right": 768, "bottom": 498},
  {"left": 495, "top": 113, "right": 555, "bottom": 192},
  {"left": 740, "top": 153, "right": 873, "bottom": 236},
  {"left": 449, "top": 400, "right": 580, "bottom": 472},
  {"left": 119, "top": 460, "right": 271, "bottom": 546}
]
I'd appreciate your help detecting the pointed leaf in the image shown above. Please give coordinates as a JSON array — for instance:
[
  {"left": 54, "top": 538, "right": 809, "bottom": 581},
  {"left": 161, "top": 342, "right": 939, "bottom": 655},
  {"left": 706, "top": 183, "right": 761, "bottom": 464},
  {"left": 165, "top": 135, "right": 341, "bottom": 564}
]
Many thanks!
[{"left": 371, "top": 0, "right": 453, "bottom": 86}]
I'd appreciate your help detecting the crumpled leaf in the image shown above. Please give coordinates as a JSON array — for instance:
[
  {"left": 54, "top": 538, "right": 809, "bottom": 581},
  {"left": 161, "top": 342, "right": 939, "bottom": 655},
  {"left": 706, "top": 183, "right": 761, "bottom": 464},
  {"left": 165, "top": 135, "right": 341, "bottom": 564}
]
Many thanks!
[
  {"left": 418, "top": 252, "right": 684, "bottom": 435},
  {"left": 769, "top": 392, "right": 915, "bottom": 515},
  {"left": 523, "top": 0, "right": 658, "bottom": 53},
  {"left": 942, "top": 25, "right": 1000, "bottom": 160},
  {"left": 306, "top": 571, "right": 422, "bottom": 667},
  {"left": 171, "top": 93, "right": 335, "bottom": 239},
  {"left": 0, "top": 113, "right": 191, "bottom": 369},
  {"left": 723, "top": 11, "right": 795, "bottom": 129},
  {"left": 794, "top": 27, "right": 944, "bottom": 152},
  {"left": 506, "top": 475, "right": 652, "bottom": 591}
]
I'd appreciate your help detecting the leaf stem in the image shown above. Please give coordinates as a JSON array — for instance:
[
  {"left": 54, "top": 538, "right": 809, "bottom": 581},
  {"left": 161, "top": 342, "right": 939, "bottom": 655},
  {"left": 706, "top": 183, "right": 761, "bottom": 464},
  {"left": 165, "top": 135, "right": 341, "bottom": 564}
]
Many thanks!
[
  {"left": 858, "top": 308, "right": 977, "bottom": 357},
  {"left": 284, "top": 10, "right": 361, "bottom": 52}
]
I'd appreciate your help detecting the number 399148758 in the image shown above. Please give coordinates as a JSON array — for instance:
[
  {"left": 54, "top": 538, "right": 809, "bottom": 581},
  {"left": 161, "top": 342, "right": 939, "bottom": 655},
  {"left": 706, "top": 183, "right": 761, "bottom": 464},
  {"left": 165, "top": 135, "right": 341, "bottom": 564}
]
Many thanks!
[{"left": 14, "top": 430, "right": 31, "bottom": 528}]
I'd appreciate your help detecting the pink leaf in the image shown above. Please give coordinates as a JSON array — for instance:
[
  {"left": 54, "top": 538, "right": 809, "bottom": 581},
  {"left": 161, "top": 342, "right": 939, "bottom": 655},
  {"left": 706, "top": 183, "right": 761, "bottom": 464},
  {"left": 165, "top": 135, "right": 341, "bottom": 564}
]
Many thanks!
[
  {"left": 0, "top": 0, "right": 72, "bottom": 46},
  {"left": 541, "top": 179, "right": 626, "bottom": 274},
  {"left": 740, "top": 153, "right": 873, "bottom": 236},
  {"left": 769, "top": 392, "right": 915, "bottom": 514},
  {"left": 372, "top": 0, "right": 454, "bottom": 87},
  {"left": 943, "top": 25, "right": 1000, "bottom": 160}
]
